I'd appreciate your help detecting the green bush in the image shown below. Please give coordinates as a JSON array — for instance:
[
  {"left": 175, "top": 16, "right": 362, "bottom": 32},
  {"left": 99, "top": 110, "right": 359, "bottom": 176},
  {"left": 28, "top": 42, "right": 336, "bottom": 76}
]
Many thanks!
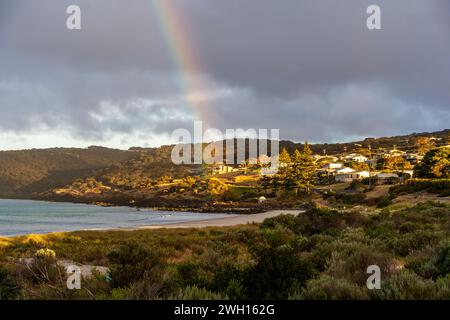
[
  {"left": 169, "top": 285, "right": 228, "bottom": 300},
  {"left": 299, "top": 275, "right": 368, "bottom": 300},
  {"left": 107, "top": 242, "right": 165, "bottom": 288},
  {"left": 376, "top": 195, "right": 393, "bottom": 208},
  {"left": 0, "top": 266, "right": 20, "bottom": 300},
  {"left": 335, "top": 193, "right": 367, "bottom": 205},
  {"left": 390, "top": 179, "right": 450, "bottom": 195},
  {"left": 243, "top": 227, "right": 314, "bottom": 299},
  {"left": 373, "top": 271, "right": 436, "bottom": 300}
]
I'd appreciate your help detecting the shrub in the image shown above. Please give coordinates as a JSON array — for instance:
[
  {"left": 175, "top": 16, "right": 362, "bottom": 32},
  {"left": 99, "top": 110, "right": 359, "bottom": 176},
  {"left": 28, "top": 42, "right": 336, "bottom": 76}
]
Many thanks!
[
  {"left": 376, "top": 195, "right": 393, "bottom": 208},
  {"left": 170, "top": 285, "right": 228, "bottom": 300},
  {"left": 0, "top": 266, "right": 20, "bottom": 300},
  {"left": 261, "top": 214, "right": 300, "bottom": 233},
  {"left": 210, "top": 264, "right": 245, "bottom": 299},
  {"left": 326, "top": 245, "right": 395, "bottom": 285},
  {"left": 243, "top": 227, "right": 314, "bottom": 299},
  {"left": 107, "top": 242, "right": 165, "bottom": 288},
  {"left": 176, "top": 261, "right": 209, "bottom": 289},
  {"left": 298, "top": 275, "right": 368, "bottom": 300},
  {"left": 373, "top": 270, "right": 436, "bottom": 300},
  {"left": 390, "top": 179, "right": 450, "bottom": 195},
  {"left": 335, "top": 192, "right": 366, "bottom": 205}
]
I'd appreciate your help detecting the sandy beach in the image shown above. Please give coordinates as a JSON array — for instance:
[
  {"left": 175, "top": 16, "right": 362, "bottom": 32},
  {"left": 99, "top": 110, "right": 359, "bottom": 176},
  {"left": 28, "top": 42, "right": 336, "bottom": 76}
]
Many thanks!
[{"left": 131, "top": 209, "right": 304, "bottom": 230}]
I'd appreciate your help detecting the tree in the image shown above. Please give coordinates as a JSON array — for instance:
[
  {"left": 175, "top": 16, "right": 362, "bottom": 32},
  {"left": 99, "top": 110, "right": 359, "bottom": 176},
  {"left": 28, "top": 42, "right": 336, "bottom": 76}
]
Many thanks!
[
  {"left": 349, "top": 161, "right": 370, "bottom": 171},
  {"left": 414, "top": 147, "right": 450, "bottom": 179},
  {"left": 279, "top": 148, "right": 292, "bottom": 165},
  {"left": 207, "top": 178, "right": 229, "bottom": 196},
  {"left": 276, "top": 148, "right": 294, "bottom": 190},
  {"left": 379, "top": 156, "right": 413, "bottom": 171},
  {"left": 414, "top": 137, "right": 436, "bottom": 155},
  {"left": 290, "top": 142, "right": 317, "bottom": 194}
]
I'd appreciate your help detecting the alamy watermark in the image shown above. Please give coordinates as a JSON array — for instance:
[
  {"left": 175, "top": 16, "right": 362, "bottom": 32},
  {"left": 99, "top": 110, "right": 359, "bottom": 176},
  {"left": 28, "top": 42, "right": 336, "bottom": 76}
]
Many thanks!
[
  {"left": 66, "top": 4, "right": 381, "bottom": 31},
  {"left": 170, "top": 121, "right": 280, "bottom": 175},
  {"left": 366, "top": 265, "right": 381, "bottom": 290},
  {"left": 66, "top": 265, "right": 81, "bottom": 290},
  {"left": 66, "top": 5, "right": 81, "bottom": 30}
]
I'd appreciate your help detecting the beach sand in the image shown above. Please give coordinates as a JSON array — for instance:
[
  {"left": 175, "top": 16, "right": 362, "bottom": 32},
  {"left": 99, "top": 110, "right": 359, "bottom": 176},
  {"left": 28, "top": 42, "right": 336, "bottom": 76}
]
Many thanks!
[{"left": 129, "top": 209, "right": 304, "bottom": 230}]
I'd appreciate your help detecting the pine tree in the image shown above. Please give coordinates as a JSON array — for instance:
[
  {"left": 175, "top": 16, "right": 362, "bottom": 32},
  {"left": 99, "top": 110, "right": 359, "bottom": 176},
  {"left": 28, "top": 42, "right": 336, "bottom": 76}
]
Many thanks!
[
  {"left": 279, "top": 148, "right": 292, "bottom": 165},
  {"left": 277, "top": 148, "right": 293, "bottom": 191},
  {"left": 291, "top": 142, "right": 317, "bottom": 194}
]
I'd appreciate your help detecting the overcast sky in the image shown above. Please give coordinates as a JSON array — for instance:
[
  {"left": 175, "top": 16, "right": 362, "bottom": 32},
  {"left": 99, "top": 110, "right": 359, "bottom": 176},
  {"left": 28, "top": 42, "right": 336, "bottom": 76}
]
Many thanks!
[{"left": 0, "top": 0, "right": 449, "bottom": 150}]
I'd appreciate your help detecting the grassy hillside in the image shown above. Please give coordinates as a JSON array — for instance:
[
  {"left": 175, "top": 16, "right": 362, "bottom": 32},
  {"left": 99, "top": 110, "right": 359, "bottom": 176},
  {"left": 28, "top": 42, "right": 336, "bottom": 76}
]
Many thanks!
[
  {"left": 0, "top": 147, "right": 139, "bottom": 197},
  {"left": 1, "top": 202, "right": 450, "bottom": 300}
]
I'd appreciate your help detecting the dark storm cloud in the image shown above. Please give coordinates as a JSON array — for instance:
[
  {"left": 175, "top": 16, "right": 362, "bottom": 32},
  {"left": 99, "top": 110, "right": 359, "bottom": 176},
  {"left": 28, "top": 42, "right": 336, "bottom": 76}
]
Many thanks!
[{"left": 0, "top": 0, "right": 449, "bottom": 148}]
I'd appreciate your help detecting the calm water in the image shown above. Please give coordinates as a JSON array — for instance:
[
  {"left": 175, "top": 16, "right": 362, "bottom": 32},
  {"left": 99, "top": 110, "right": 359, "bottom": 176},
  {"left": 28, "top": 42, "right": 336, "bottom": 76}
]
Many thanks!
[{"left": 0, "top": 199, "right": 233, "bottom": 236}]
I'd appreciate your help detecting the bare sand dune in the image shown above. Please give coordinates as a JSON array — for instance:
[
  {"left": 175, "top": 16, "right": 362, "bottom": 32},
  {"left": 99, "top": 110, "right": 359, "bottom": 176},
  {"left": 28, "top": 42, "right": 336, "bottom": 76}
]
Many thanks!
[{"left": 132, "top": 210, "right": 303, "bottom": 230}]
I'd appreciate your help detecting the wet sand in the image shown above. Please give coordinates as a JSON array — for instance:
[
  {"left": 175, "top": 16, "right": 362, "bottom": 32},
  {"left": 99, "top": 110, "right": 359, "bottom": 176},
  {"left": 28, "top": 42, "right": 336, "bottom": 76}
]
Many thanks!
[{"left": 130, "top": 209, "right": 303, "bottom": 230}]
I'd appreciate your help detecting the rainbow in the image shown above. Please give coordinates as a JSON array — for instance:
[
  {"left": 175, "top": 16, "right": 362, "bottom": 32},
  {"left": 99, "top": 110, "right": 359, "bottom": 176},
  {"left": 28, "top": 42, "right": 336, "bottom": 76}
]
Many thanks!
[{"left": 148, "top": 0, "right": 213, "bottom": 127}]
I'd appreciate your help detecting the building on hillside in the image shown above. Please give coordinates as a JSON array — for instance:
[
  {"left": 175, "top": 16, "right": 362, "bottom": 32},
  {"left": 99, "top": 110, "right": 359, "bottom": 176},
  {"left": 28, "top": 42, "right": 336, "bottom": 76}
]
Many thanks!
[
  {"left": 213, "top": 165, "right": 238, "bottom": 175},
  {"left": 336, "top": 167, "right": 356, "bottom": 174},
  {"left": 382, "top": 149, "right": 407, "bottom": 158},
  {"left": 365, "top": 158, "right": 378, "bottom": 167},
  {"left": 376, "top": 173, "right": 399, "bottom": 185},
  {"left": 335, "top": 170, "right": 370, "bottom": 183},
  {"left": 313, "top": 155, "right": 339, "bottom": 162},
  {"left": 399, "top": 169, "right": 414, "bottom": 178},
  {"left": 344, "top": 153, "right": 368, "bottom": 163},
  {"left": 322, "top": 163, "right": 343, "bottom": 172},
  {"left": 405, "top": 153, "right": 423, "bottom": 163}
]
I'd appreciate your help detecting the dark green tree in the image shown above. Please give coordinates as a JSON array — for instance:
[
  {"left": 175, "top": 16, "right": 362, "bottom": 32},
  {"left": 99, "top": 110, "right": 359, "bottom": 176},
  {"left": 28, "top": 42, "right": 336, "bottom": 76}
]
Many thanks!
[
  {"left": 414, "top": 147, "right": 450, "bottom": 179},
  {"left": 291, "top": 142, "right": 317, "bottom": 194}
]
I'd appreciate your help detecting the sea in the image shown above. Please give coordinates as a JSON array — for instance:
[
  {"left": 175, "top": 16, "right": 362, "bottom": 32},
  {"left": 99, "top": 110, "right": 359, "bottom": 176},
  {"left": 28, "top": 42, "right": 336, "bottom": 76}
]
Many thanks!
[{"left": 0, "top": 199, "right": 233, "bottom": 236}]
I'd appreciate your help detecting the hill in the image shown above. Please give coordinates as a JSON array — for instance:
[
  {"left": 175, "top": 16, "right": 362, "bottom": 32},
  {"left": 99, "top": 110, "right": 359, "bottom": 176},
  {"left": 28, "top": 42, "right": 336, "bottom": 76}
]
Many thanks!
[
  {"left": 0, "top": 147, "right": 139, "bottom": 197},
  {"left": 0, "top": 129, "right": 448, "bottom": 199}
]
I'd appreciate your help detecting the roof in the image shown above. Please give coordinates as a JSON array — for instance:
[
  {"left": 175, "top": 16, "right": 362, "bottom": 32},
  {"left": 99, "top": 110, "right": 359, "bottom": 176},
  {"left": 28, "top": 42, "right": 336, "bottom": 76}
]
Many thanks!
[
  {"left": 336, "top": 167, "right": 355, "bottom": 173},
  {"left": 377, "top": 173, "right": 399, "bottom": 179}
]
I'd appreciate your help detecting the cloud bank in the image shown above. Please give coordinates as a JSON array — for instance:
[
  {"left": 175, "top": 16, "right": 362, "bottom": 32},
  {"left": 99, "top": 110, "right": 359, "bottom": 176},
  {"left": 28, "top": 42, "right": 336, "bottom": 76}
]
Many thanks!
[{"left": 0, "top": 0, "right": 449, "bottom": 149}]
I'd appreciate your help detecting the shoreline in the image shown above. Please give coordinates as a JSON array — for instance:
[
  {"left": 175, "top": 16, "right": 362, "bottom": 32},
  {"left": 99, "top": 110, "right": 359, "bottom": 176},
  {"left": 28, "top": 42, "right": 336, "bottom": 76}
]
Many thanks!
[
  {"left": 116, "top": 209, "right": 303, "bottom": 231},
  {"left": 0, "top": 209, "right": 303, "bottom": 238},
  {"left": 0, "top": 196, "right": 267, "bottom": 215}
]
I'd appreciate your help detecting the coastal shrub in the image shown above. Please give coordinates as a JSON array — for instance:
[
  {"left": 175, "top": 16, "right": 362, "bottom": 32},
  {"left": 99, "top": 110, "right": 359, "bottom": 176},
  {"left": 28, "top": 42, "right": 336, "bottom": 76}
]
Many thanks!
[
  {"left": 390, "top": 229, "right": 440, "bottom": 257},
  {"left": 299, "top": 275, "right": 369, "bottom": 300},
  {"left": 0, "top": 266, "right": 20, "bottom": 300},
  {"left": 336, "top": 192, "right": 367, "bottom": 205},
  {"left": 107, "top": 242, "right": 165, "bottom": 288},
  {"left": 295, "top": 208, "right": 362, "bottom": 236},
  {"left": 243, "top": 227, "right": 314, "bottom": 299},
  {"left": 416, "top": 241, "right": 450, "bottom": 280},
  {"left": 326, "top": 246, "right": 395, "bottom": 285},
  {"left": 176, "top": 261, "right": 209, "bottom": 289},
  {"left": 169, "top": 285, "right": 228, "bottom": 300},
  {"left": 2, "top": 202, "right": 450, "bottom": 300},
  {"left": 375, "top": 195, "right": 393, "bottom": 208},
  {"left": 29, "top": 248, "right": 61, "bottom": 283},
  {"left": 372, "top": 270, "right": 436, "bottom": 300},
  {"left": 118, "top": 272, "right": 174, "bottom": 299},
  {"left": 435, "top": 274, "right": 450, "bottom": 299},
  {"left": 210, "top": 263, "right": 245, "bottom": 299},
  {"left": 260, "top": 214, "right": 300, "bottom": 233},
  {"left": 389, "top": 179, "right": 450, "bottom": 196}
]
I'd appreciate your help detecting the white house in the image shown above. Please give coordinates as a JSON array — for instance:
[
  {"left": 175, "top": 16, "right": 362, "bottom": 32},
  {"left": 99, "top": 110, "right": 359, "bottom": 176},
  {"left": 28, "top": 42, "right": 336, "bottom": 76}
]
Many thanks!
[
  {"left": 213, "top": 165, "right": 238, "bottom": 175},
  {"left": 335, "top": 170, "right": 370, "bottom": 183},
  {"left": 344, "top": 153, "right": 368, "bottom": 163},
  {"left": 376, "top": 173, "right": 399, "bottom": 184},
  {"left": 336, "top": 167, "right": 356, "bottom": 174},
  {"left": 322, "top": 163, "right": 343, "bottom": 171},
  {"left": 382, "top": 149, "right": 407, "bottom": 158}
]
